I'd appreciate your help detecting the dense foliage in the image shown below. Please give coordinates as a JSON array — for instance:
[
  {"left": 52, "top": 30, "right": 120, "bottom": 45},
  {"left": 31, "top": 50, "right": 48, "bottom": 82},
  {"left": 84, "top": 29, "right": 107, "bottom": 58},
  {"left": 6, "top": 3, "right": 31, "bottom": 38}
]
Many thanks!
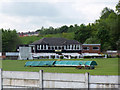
[
  {"left": 37, "top": 25, "right": 78, "bottom": 35},
  {"left": 1, "top": 29, "right": 21, "bottom": 52},
  {"left": 36, "top": 2, "right": 120, "bottom": 51}
]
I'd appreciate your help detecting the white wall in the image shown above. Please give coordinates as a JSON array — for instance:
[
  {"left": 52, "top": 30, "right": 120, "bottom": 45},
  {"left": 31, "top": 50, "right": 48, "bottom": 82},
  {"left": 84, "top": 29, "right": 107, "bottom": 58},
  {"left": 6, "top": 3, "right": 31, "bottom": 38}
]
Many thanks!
[
  {"left": 1, "top": 70, "right": 119, "bottom": 89},
  {"left": 3, "top": 71, "right": 40, "bottom": 88},
  {"left": 43, "top": 72, "right": 87, "bottom": 88},
  {"left": 89, "top": 75, "right": 119, "bottom": 88},
  {"left": 5, "top": 52, "right": 19, "bottom": 56}
]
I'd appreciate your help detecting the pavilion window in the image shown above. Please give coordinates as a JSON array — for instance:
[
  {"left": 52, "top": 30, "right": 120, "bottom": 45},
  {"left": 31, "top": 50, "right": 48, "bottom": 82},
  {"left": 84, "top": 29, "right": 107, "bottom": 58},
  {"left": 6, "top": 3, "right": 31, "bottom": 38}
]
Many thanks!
[
  {"left": 69, "top": 45, "right": 70, "bottom": 49},
  {"left": 62, "top": 46, "right": 64, "bottom": 50},
  {"left": 83, "top": 47, "right": 89, "bottom": 50},
  {"left": 59, "top": 46, "right": 61, "bottom": 50},
  {"left": 55, "top": 46, "right": 57, "bottom": 50},
  {"left": 44, "top": 45, "right": 46, "bottom": 50},
  {"left": 66, "top": 45, "right": 68, "bottom": 49},
  {"left": 75, "top": 45, "right": 76, "bottom": 50},
  {"left": 77, "top": 45, "right": 79, "bottom": 50},
  {"left": 41, "top": 45, "right": 43, "bottom": 50},
  {"left": 52, "top": 46, "right": 54, "bottom": 50},
  {"left": 48, "top": 46, "right": 50, "bottom": 50},
  {"left": 93, "top": 47, "right": 99, "bottom": 50},
  {"left": 72, "top": 45, "right": 73, "bottom": 50}
]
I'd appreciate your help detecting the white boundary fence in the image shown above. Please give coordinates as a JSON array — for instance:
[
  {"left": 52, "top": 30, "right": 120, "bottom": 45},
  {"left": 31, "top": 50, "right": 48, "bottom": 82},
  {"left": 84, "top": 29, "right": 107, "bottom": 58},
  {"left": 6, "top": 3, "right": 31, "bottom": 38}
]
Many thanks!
[{"left": 0, "top": 69, "right": 119, "bottom": 89}]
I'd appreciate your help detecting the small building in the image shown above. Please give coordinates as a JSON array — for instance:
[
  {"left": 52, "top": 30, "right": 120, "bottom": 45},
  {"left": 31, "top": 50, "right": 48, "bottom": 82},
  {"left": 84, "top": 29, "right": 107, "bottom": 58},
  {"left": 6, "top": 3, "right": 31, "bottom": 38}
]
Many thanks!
[
  {"left": 18, "top": 38, "right": 82, "bottom": 60},
  {"left": 106, "top": 50, "right": 119, "bottom": 57},
  {"left": 29, "top": 37, "right": 82, "bottom": 53},
  {"left": 82, "top": 44, "right": 101, "bottom": 54},
  {"left": 18, "top": 38, "right": 102, "bottom": 60},
  {"left": 18, "top": 31, "right": 39, "bottom": 37}
]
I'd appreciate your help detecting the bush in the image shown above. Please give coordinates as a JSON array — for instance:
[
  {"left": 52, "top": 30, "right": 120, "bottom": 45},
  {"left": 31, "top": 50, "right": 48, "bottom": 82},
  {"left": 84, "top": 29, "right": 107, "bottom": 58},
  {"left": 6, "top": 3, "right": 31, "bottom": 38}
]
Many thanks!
[
  {"left": 51, "top": 55, "right": 55, "bottom": 59},
  {"left": 84, "top": 56, "right": 104, "bottom": 58},
  {"left": 45, "top": 56, "right": 49, "bottom": 59},
  {"left": 116, "top": 55, "right": 120, "bottom": 58},
  {"left": 84, "top": 56, "right": 92, "bottom": 58},
  {"left": 60, "top": 56, "right": 64, "bottom": 59},
  {"left": 108, "top": 55, "right": 112, "bottom": 58},
  {"left": 74, "top": 56, "right": 77, "bottom": 59},
  {"left": 70, "top": 56, "right": 72, "bottom": 59}
]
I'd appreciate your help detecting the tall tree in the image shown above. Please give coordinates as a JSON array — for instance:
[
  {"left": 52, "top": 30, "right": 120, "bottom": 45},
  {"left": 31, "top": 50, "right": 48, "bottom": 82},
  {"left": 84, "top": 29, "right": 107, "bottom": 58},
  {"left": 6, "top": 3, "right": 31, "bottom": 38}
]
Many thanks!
[
  {"left": 100, "top": 7, "right": 114, "bottom": 19},
  {"left": 2, "top": 29, "right": 22, "bottom": 52},
  {"left": 116, "top": 1, "right": 120, "bottom": 50},
  {"left": 74, "top": 24, "right": 91, "bottom": 43},
  {"left": 116, "top": 1, "right": 120, "bottom": 14},
  {"left": 97, "top": 27, "right": 110, "bottom": 51},
  {"left": 59, "top": 25, "right": 68, "bottom": 33}
]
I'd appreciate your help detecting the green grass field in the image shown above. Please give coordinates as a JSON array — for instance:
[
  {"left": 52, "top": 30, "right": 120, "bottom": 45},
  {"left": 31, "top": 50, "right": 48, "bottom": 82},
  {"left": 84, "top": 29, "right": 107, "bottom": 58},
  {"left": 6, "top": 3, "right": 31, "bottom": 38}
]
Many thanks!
[{"left": 2, "top": 58, "right": 119, "bottom": 75}]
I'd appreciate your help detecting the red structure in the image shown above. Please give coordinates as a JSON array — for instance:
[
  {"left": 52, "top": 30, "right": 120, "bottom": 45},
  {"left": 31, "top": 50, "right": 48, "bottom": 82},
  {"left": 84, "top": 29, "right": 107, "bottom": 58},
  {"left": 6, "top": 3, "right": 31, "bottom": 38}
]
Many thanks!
[
  {"left": 82, "top": 44, "right": 101, "bottom": 54},
  {"left": 18, "top": 31, "right": 39, "bottom": 37}
]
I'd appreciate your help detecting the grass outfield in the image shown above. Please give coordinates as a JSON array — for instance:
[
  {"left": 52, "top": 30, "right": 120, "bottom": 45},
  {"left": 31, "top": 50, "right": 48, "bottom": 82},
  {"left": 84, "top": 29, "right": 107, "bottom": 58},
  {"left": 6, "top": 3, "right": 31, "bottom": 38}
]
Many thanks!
[{"left": 2, "top": 58, "right": 119, "bottom": 75}]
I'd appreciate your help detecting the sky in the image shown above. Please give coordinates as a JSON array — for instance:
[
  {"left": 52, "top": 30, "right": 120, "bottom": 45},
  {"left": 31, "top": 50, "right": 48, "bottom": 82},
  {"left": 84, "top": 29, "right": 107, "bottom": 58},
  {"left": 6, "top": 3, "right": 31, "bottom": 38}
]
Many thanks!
[{"left": 0, "top": 0, "right": 118, "bottom": 32}]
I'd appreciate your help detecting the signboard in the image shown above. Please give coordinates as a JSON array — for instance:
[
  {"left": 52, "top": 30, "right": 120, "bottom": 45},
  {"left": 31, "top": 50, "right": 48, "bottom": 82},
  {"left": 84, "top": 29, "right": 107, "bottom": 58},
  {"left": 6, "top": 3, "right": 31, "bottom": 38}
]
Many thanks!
[{"left": 55, "top": 50, "right": 62, "bottom": 52}]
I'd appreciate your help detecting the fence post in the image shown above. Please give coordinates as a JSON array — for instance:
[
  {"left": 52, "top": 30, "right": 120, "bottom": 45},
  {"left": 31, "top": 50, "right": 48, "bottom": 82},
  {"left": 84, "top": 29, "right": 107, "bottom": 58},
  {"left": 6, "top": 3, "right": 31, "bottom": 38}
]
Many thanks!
[
  {"left": 85, "top": 72, "right": 89, "bottom": 90},
  {"left": 39, "top": 70, "right": 43, "bottom": 89},
  {"left": 0, "top": 68, "right": 2, "bottom": 90}
]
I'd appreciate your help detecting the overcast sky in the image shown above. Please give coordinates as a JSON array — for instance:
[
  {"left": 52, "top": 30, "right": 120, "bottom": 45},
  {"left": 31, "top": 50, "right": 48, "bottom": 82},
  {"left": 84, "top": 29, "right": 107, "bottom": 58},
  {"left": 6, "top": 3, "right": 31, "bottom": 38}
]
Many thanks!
[{"left": 0, "top": 0, "right": 118, "bottom": 32}]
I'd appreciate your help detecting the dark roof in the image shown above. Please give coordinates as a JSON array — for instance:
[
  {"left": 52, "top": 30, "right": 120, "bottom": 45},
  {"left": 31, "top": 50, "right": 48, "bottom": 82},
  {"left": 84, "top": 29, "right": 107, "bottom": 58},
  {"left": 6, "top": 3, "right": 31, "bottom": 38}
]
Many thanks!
[{"left": 30, "top": 38, "right": 81, "bottom": 46}]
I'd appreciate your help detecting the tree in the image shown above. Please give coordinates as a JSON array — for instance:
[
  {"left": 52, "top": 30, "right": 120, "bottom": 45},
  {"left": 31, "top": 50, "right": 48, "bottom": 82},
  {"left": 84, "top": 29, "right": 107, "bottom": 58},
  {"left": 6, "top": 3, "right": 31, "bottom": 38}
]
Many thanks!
[
  {"left": 94, "top": 6, "right": 119, "bottom": 50},
  {"left": 59, "top": 25, "right": 68, "bottom": 33},
  {"left": 97, "top": 27, "right": 110, "bottom": 51},
  {"left": 100, "top": 7, "right": 114, "bottom": 19},
  {"left": 116, "top": 37, "right": 120, "bottom": 50},
  {"left": 84, "top": 37, "right": 99, "bottom": 44},
  {"left": 0, "top": 29, "right": 2, "bottom": 52},
  {"left": 106, "top": 12, "right": 119, "bottom": 49},
  {"left": 116, "top": 1, "right": 120, "bottom": 14},
  {"left": 116, "top": 1, "right": 120, "bottom": 50},
  {"left": 68, "top": 25, "right": 74, "bottom": 32},
  {"left": 74, "top": 24, "right": 91, "bottom": 44},
  {"left": 2, "top": 29, "right": 22, "bottom": 52}
]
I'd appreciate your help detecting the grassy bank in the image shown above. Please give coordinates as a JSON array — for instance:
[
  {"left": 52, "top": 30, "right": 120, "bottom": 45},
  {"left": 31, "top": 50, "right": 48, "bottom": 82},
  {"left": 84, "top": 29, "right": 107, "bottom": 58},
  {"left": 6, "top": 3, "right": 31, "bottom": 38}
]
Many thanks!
[{"left": 20, "top": 32, "right": 74, "bottom": 44}]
